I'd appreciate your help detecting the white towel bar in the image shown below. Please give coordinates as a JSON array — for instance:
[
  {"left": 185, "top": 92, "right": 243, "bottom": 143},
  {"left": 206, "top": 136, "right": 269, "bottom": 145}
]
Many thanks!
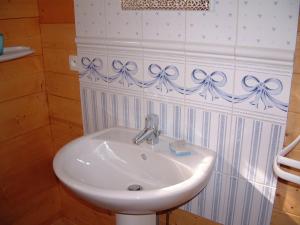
[{"left": 273, "top": 135, "right": 300, "bottom": 185}]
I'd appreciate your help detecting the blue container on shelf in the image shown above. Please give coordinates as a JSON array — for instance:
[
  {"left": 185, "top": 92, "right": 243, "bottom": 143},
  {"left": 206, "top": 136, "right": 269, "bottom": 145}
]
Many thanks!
[{"left": 0, "top": 33, "right": 3, "bottom": 55}]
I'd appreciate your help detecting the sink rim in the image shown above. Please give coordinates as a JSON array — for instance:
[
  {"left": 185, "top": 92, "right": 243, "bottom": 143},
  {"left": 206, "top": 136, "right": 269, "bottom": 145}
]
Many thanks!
[{"left": 53, "top": 127, "right": 216, "bottom": 213}]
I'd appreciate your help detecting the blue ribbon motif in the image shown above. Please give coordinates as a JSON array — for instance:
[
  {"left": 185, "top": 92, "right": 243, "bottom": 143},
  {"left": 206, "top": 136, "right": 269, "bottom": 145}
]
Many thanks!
[
  {"left": 186, "top": 69, "right": 233, "bottom": 102},
  {"left": 146, "top": 64, "right": 185, "bottom": 94},
  {"left": 80, "top": 57, "right": 107, "bottom": 82},
  {"left": 109, "top": 60, "right": 141, "bottom": 87},
  {"left": 233, "top": 75, "right": 288, "bottom": 112}
]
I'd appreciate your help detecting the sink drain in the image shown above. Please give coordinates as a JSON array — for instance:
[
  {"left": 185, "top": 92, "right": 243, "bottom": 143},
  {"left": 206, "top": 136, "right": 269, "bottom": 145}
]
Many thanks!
[{"left": 127, "top": 184, "right": 143, "bottom": 191}]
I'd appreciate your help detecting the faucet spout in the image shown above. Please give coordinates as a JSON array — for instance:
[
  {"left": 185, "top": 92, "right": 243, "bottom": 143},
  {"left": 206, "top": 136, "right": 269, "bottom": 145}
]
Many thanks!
[
  {"left": 133, "top": 114, "right": 160, "bottom": 145},
  {"left": 133, "top": 128, "right": 155, "bottom": 145}
]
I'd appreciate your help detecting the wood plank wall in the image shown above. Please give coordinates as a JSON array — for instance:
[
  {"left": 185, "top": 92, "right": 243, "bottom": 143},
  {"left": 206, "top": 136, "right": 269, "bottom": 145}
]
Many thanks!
[
  {"left": 38, "top": 1, "right": 117, "bottom": 225},
  {"left": 38, "top": 0, "right": 83, "bottom": 154},
  {"left": 0, "top": 0, "right": 61, "bottom": 224}
]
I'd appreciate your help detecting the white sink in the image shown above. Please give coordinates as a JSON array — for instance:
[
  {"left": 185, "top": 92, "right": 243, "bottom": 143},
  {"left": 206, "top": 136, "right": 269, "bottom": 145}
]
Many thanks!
[{"left": 53, "top": 127, "right": 215, "bottom": 224}]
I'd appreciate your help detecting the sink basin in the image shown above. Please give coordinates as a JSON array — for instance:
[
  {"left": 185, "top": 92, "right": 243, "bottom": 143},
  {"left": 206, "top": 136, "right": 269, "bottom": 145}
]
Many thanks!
[{"left": 53, "top": 127, "right": 215, "bottom": 218}]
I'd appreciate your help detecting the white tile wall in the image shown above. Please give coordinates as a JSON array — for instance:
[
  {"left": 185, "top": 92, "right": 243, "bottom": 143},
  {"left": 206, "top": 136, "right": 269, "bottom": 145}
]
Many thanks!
[
  {"left": 186, "top": 0, "right": 238, "bottom": 45},
  {"left": 143, "top": 11, "right": 186, "bottom": 42},
  {"left": 237, "top": 0, "right": 299, "bottom": 50}
]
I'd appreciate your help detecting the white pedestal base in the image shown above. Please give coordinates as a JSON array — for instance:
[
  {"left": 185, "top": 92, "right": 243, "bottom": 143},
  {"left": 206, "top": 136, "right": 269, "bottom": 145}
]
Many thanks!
[{"left": 116, "top": 214, "right": 156, "bottom": 225}]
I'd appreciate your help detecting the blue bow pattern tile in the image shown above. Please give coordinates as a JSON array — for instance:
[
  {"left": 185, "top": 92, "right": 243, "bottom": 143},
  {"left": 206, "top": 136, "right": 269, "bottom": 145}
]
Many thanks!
[{"left": 80, "top": 57, "right": 288, "bottom": 112}]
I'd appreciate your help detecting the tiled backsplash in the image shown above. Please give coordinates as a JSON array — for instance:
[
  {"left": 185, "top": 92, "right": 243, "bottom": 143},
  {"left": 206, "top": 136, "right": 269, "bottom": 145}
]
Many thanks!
[{"left": 74, "top": 0, "right": 299, "bottom": 225}]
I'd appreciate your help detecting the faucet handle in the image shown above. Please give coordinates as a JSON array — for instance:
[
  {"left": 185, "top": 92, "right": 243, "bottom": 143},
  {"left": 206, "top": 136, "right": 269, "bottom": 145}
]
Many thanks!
[{"left": 145, "top": 114, "right": 159, "bottom": 129}]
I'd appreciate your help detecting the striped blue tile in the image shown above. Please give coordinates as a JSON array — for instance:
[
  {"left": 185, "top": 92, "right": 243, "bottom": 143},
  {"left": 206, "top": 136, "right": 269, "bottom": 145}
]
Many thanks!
[
  {"left": 147, "top": 100, "right": 154, "bottom": 114},
  {"left": 215, "top": 114, "right": 228, "bottom": 172},
  {"left": 159, "top": 103, "right": 167, "bottom": 134},
  {"left": 211, "top": 172, "right": 223, "bottom": 221},
  {"left": 202, "top": 111, "right": 211, "bottom": 148},
  {"left": 264, "top": 124, "right": 282, "bottom": 187},
  {"left": 225, "top": 176, "right": 239, "bottom": 225},
  {"left": 111, "top": 94, "right": 118, "bottom": 127},
  {"left": 230, "top": 117, "right": 245, "bottom": 177},
  {"left": 187, "top": 107, "right": 196, "bottom": 143},
  {"left": 173, "top": 105, "right": 181, "bottom": 139},
  {"left": 91, "top": 90, "right": 99, "bottom": 131},
  {"left": 134, "top": 97, "right": 141, "bottom": 129},
  {"left": 247, "top": 120, "right": 263, "bottom": 182},
  {"left": 123, "top": 96, "right": 129, "bottom": 128},
  {"left": 101, "top": 92, "right": 108, "bottom": 129},
  {"left": 241, "top": 182, "right": 255, "bottom": 225}
]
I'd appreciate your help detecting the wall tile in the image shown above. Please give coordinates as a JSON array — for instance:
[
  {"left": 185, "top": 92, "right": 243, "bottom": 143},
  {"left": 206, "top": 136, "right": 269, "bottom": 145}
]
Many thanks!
[
  {"left": 143, "top": 11, "right": 186, "bottom": 42},
  {"left": 78, "top": 53, "right": 109, "bottom": 88},
  {"left": 237, "top": 0, "right": 299, "bottom": 50},
  {"left": 186, "top": 0, "right": 237, "bottom": 45},
  {"left": 185, "top": 62, "right": 234, "bottom": 109},
  {"left": 227, "top": 116, "right": 284, "bottom": 187},
  {"left": 222, "top": 176, "right": 276, "bottom": 225},
  {"left": 185, "top": 107, "right": 232, "bottom": 173},
  {"left": 106, "top": 0, "right": 142, "bottom": 40},
  {"left": 232, "top": 70, "right": 291, "bottom": 119},
  {"left": 184, "top": 173, "right": 276, "bottom": 225},
  {"left": 107, "top": 55, "right": 144, "bottom": 93},
  {"left": 143, "top": 98, "right": 185, "bottom": 139},
  {"left": 143, "top": 58, "right": 185, "bottom": 102},
  {"left": 75, "top": 0, "right": 106, "bottom": 37},
  {"left": 116, "top": 94, "right": 142, "bottom": 129}
]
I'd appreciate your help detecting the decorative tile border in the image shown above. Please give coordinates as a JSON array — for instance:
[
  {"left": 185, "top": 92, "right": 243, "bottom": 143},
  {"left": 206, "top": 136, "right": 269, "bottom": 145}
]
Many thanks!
[
  {"left": 121, "top": 0, "right": 209, "bottom": 11},
  {"left": 80, "top": 57, "right": 288, "bottom": 112}
]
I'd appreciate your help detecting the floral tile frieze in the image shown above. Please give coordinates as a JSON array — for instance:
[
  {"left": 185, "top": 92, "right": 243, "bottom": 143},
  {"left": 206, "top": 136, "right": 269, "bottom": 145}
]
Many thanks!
[{"left": 80, "top": 57, "right": 288, "bottom": 112}]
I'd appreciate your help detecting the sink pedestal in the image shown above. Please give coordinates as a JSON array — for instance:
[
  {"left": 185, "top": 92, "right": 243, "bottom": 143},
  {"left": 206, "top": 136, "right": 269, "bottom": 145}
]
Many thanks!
[{"left": 116, "top": 214, "right": 156, "bottom": 225}]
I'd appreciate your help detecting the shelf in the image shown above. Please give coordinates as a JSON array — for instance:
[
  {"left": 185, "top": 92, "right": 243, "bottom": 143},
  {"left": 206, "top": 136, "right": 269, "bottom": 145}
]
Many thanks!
[{"left": 0, "top": 46, "right": 34, "bottom": 62}]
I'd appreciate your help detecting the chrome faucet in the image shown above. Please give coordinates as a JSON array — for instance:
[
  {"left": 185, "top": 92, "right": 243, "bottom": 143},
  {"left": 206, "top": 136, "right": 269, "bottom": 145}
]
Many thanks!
[{"left": 133, "top": 114, "right": 160, "bottom": 145}]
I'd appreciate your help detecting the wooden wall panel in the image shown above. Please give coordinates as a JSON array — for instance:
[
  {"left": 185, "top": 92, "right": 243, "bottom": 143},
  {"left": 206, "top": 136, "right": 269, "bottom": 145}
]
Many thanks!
[
  {"left": 0, "top": 187, "right": 60, "bottom": 225},
  {"left": 0, "top": 127, "right": 60, "bottom": 225},
  {"left": 0, "top": 56, "right": 44, "bottom": 102},
  {"left": 0, "top": 93, "right": 49, "bottom": 142},
  {"left": 44, "top": 48, "right": 76, "bottom": 75},
  {"left": 0, "top": 18, "right": 42, "bottom": 55},
  {"left": 50, "top": 217, "right": 77, "bottom": 225},
  {"left": 0, "top": 0, "right": 38, "bottom": 19},
  {"left": 0, "top": 126, "right": 53, "bottom": 178},
  {"left": 50, "top": 119, "right": 83, "bottom": 153},
  {"left": 48, "top": 95, "right": 82, "bottom": 126},
  {"left": 41, "top": 24, "right": 76, "bottom": 50},
  {"left": 38, "top": 0, "right": 75, "bottom": 24},
  {"left": 0, "top": 1, "right": 62, "bottom": 224},
  {"left": 46, "top": 72, "right": 80, "bottom": 101},
  {"left": 12, "top": 187, "right": 61, "bottom": 225},
  {"left": 60, "top": 187, "right": 115, "bottom": 225}
]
